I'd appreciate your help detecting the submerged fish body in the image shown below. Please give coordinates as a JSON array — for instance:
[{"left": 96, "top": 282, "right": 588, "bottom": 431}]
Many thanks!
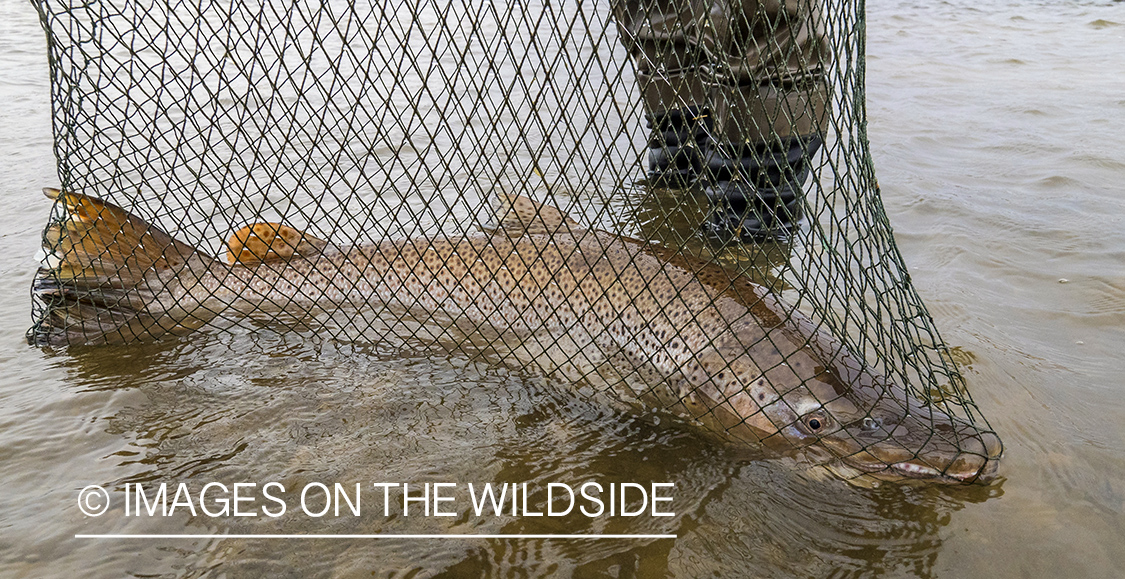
[{"left": 31, "top": 188, "right": 1001, "bottom": 484}]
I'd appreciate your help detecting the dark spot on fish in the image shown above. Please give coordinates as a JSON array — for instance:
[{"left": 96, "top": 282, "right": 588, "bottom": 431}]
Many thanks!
[
  {"left": 934, "top": 422, "right": 956, "bottom": 434},
  {"left": 635, "top": 242, "right": 784, "bottom": 328},
  {"left": 814, "top": 366, "right": 852, "bottom": 397}
]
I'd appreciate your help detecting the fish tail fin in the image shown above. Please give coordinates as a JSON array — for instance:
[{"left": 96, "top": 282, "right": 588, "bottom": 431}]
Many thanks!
[
  {"left": 491, "top": 189, "right": 582, "bottom": 236},
  {"left": 28, "top": 188, "right": 215, "bottom": 346}
]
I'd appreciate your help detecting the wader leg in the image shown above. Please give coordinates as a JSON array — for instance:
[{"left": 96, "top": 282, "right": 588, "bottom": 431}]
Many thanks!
[
  {"left": 614, "top": 0, "right": 830, "bottom": 240},
  {"left": 703, "top": 80, "right": 827, "bottom": 240},
  {"left": 614, "top": 1, "right": 713, "bottom": 184}
]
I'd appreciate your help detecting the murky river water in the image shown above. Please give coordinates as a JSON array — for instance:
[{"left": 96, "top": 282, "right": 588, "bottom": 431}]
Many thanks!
[{"left": 1, "top": 0, "right": 1123, "bottom": 577}]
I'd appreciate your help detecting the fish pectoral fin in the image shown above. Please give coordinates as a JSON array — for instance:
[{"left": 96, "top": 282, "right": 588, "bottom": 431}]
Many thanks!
[
  {"left": 491, "top": 189, "right": 583, "bottom": 237},
  {"left": 225, "top": 222, "right": 328, "bottom": 265}
]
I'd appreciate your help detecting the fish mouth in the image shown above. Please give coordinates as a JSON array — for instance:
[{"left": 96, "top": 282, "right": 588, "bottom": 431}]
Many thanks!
[
  {"left": 823, "top": 426, "right": 1003, "bottom": 485},
  {"left": 886, "top": 455, "right": 1000, "bottom": 484},
  {"left": 827, "top": 452, "right": 1001, "bottom": 486}
]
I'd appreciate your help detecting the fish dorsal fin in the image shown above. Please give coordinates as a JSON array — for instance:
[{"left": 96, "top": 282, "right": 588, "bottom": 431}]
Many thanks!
[{"left": 492, "top": 190, "right": 582, "bottom": 237}]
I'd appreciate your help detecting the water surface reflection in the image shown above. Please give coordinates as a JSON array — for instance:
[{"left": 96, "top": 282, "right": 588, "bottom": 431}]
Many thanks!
[{"left": 50, "top": 330, "right": 999, "bottom": 577}]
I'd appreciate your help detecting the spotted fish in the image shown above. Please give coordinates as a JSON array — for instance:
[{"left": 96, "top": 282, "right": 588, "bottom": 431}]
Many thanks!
[{"left": 30, "top": 187, "right": 1001, "bottom": 484}]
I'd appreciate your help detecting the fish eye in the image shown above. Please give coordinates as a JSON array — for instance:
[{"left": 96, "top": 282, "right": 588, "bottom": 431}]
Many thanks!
[{"left": 802, "top": 414, "right": 828, "bottom": 433}]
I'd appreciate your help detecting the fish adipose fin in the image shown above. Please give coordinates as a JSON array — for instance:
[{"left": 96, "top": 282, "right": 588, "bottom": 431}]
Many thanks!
[
  {"left": 29, "top": 188, "right": 215, "bottom": 346},
  {"left": 225, "top": 222, "right": 327, "bottom": 265},
  {"left": 491, "top": 189, "right": 583, "bottom": 237}
]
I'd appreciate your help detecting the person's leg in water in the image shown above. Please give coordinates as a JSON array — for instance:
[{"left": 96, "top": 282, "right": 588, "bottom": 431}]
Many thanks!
[
  {"left": 613, "top": 1, "right": 713, "bottom": 186},
  {"left": 702, "top": 0, "right": 829, "bottom": 241},
  {"left": 614, "top": 0, "right": 829, "bottom": 241}
]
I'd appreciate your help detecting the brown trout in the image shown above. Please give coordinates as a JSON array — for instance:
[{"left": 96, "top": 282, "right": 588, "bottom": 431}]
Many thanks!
[{"left": 30, "top": 187, "right": 1001, "bottom": 484}]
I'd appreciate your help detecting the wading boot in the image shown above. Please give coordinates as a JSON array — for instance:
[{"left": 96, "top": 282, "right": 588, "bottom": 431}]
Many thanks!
[
  {"left": 701, "top": 76, "right": 828, "bottom": 242},
  {"left": 702, "top": 134, "right": 823, "bottom": 242},
  {"left": 646, "top": 106, "right": 712, "bottom": 186}
]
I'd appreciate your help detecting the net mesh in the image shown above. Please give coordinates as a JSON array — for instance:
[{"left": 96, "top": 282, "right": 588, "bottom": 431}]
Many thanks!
[{"left": 27, "top": 0, "right": 1000, "bottom": 484}]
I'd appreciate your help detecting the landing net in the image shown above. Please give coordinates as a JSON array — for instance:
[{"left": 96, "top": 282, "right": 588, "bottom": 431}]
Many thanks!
[{"left": 27, "top": 0, "right": 1000, "bottom": 483}]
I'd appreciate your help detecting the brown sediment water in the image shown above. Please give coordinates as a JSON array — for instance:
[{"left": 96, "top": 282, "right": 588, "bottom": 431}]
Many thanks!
[{"left": 0, "top": 0, "right": 1122, "bottom": 576}]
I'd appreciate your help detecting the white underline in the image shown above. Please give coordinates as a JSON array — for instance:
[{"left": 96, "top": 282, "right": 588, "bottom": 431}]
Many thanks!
[{"left": 75, "top": 533, "right": 675, "bottom": 540}]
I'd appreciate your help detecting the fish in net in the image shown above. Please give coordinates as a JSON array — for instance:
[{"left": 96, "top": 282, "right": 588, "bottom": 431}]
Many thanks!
[{"left": 26, "top": 0, "right": 1001, "bottom": 485}]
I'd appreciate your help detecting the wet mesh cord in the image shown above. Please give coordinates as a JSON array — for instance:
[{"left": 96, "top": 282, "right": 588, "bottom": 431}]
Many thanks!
[{"left": 28, "top": 0, "right": 1000, "bottom": 484}]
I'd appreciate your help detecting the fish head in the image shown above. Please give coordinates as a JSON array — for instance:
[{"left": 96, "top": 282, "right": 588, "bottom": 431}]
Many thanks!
[{"left": 755, "top": 365, "right": 1003, "bottom": 485}]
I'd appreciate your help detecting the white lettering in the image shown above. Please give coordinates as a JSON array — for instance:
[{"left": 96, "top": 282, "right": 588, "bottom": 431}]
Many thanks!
[
  {"left": 301, "top": 483, "right": 331, "bottom": 517},
  {"left": 199, "top": 482, "right": 230, "bottom": 517},
  {"left": 262, "top": 482, "right": 286, "bottom": 517},
  {"left": 335, "top": 483, "right": 361, "bottom": 517},
  {"left": 169, "top": 483, "right": 197, "bottom": 517},
  {"left": 233, "top": 483, "right": 257, "bottom": 516},
  {"left": 547, "top": 483, "right": 574, "bottom": 516},
  {"left": 579, "top": 482, "right": 604, "bottom": 517},
  {"left": 651, "top": 483, "right": 674, "bottom": 517}
]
